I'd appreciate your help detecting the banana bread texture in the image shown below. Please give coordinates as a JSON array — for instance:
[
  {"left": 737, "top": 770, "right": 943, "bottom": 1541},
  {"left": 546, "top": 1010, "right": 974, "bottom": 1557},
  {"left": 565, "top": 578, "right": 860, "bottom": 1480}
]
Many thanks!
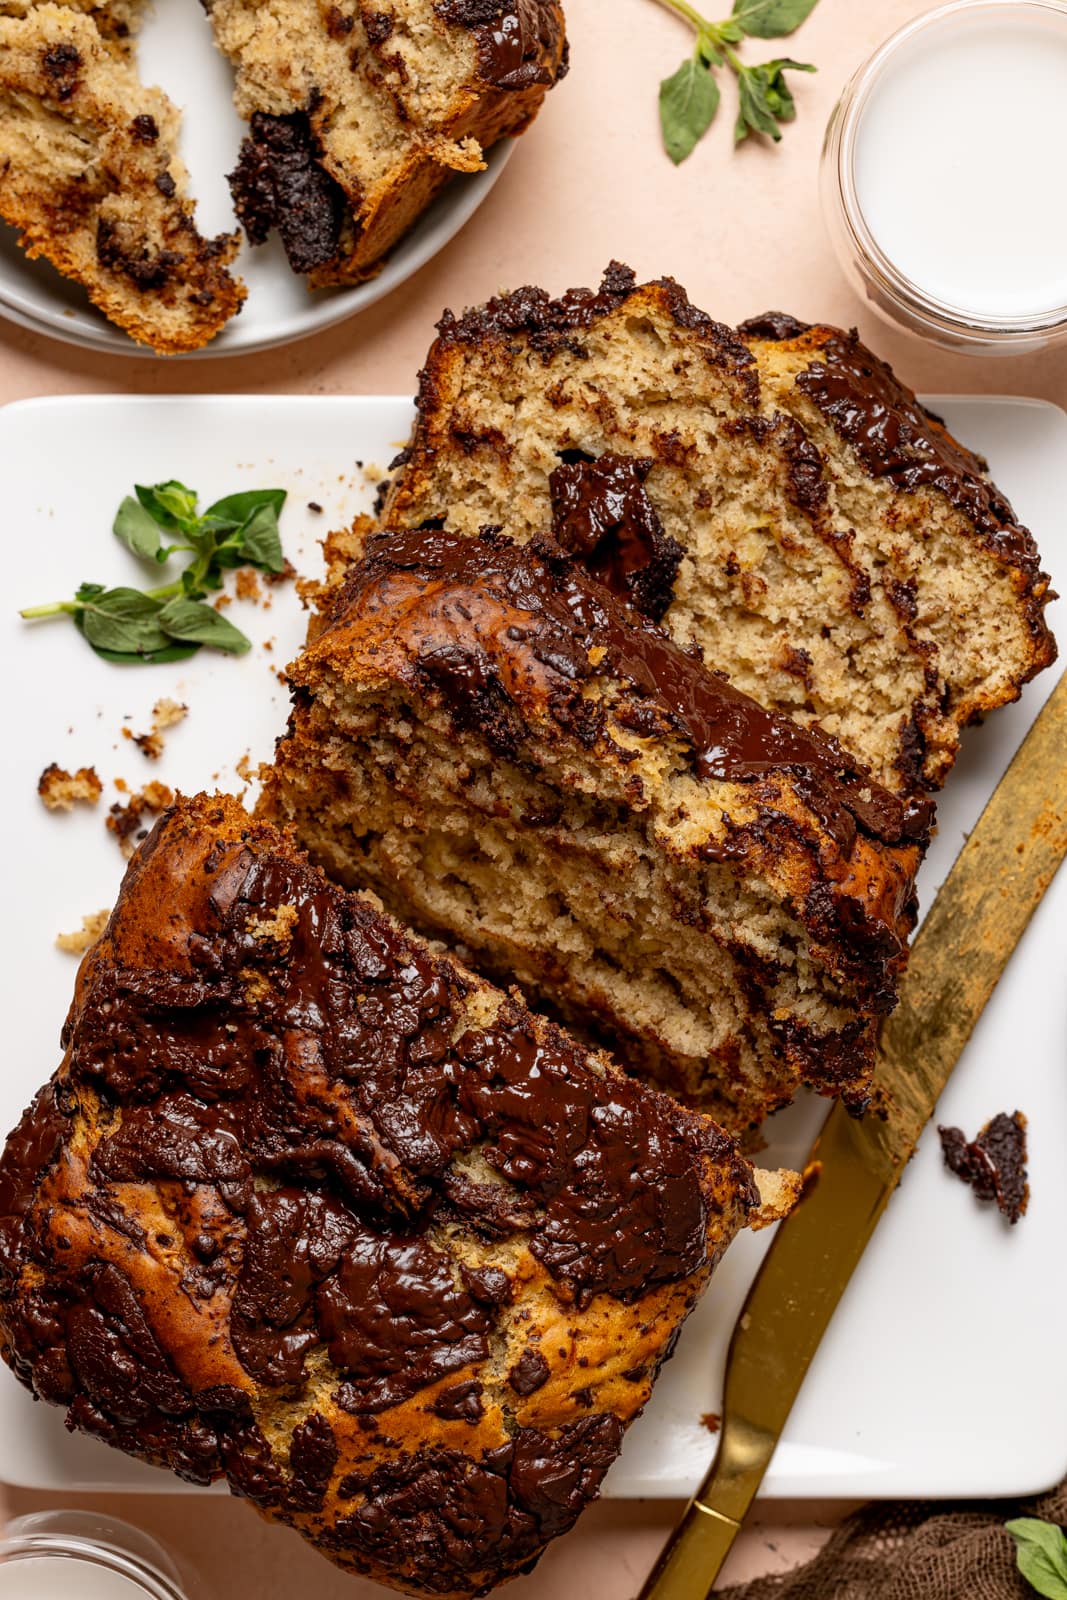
[
  {"left": 0, "top": 794, "right": 763, "bottom": 1598},
  {"left": 265, "top": 529, "right": 928, "bottom": 1131},
  {"left": 380, "top": 264, "right": 1056, "bottom": 794},
  {"left": 213, "top": 0, "right": 569, "bottom": 285},
  {"left": 0, "top": 4, "right": 245, "bottom": 352}
]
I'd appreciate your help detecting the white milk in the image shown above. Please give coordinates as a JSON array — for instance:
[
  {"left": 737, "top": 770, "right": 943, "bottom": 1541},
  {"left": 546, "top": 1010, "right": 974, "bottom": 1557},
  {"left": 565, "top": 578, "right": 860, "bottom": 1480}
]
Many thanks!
[
  {"left": 854, "top": 7, "right": 1067, "bottom": 319},
  {"left": 0, "top": 1558, "right": 153, "bottom": 1598}
]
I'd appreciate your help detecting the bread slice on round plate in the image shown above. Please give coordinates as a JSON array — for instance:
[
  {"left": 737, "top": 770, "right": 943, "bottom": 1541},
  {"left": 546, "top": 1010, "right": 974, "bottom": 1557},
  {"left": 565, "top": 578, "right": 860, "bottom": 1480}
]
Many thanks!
[
  {"left": 213, "top": 0, "right": 569, "bottom": 285},
  {"left": 0, "top": 3, "right": 245, "bottom": 352},
  {"left": 0, "top": 793, "right": 779, "bottom": 1598}
]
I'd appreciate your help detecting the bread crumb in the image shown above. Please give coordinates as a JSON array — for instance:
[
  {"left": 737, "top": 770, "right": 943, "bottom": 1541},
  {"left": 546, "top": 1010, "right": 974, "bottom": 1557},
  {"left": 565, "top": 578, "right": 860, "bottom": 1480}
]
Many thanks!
[
  {"left": 56, "top": 909, "right": 110, "bottom": 955},
  {"left": 126, "top": 699, "right": 188, "bottom": 761},
  {"left": 264, "top": 559, "right": 297, "bottom": 588},
  {"left": 700, "top": 1413, "right": 721, "bottom": 1435},
  {"left": 235, "top": 569, "right": 262, "bottom": 604},
  {"left": 235, "top": 751, "right": 256, "bottom": 784},
  {"left": 749, "top": 1167, "right": 804, "bottom": 1230},
  {"left": 214, "top": 594, "right": 233, "bottom": 611},
  {"left": 38, "top": 764, "right": 103, "bottom": 812},
  {"left": 363, "top": 462, "right": 384, "bottom": 483},
  {"left": 107, "top": 782, "right": 176, "bottom": 857},
  {"left": 246, "top": 904, "right": 298, "bottom": 943}
]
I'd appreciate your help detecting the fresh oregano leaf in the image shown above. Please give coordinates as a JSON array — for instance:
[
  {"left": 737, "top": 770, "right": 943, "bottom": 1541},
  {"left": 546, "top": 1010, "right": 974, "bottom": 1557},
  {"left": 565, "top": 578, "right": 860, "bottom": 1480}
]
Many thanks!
[
  {"left": 78, "top": 588, "right": 172, "bottom": 656},
  {"left": 157, "top": 597, "right": 252, "bottom": 654},
  {"left": 731, "top": 0, "right": 821, "bottom": 38},
  {"left": 204, "top": 487, "right": 287, "bottom": 524},
  {"left": 235, "top": 502, "right": 285, "bottom": 573},
  {"left": 660, "top": 55, "right": 722, "bottom": 164},
  {"left": 135, "top": 479, "right": 199, "bottom": 531},
  {"left": 1006, "top": 1520, "right": 1067, "bottom": 1599},
  {"left": 735, "top": 57, "right": 814, "bottom": 142},
  {"left": 696, "top": 32, "right": 724, "bottom": 67},
  {"left": 113, "top": 496, "right": 162, "bottom": 561}
]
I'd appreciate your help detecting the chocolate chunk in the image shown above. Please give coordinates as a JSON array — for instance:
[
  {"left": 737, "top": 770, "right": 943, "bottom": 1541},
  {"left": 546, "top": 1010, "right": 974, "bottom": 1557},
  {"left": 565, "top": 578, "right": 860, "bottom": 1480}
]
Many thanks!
[
  {"left": 95, "top": 218, "right": 184, "bottom": 291},
  {"left": 228, "top": 112, "right": 347, "bottom": 276},
  {"left": 42, "top": 43, "right": 80, "bottom": 100},
  {"left": 129, "top": 114, "right": 159, "bottom": 144},
  {"left": 939, "top": 1111, "right": 1029, "bottom": 1224},
  {"left": 286, "top": 1411, "right": 339, "bottom": 1511},
  {"left": 508, "top": 1347, "right": 549, "bottom": 1396},
  {"left": 549, "top": 454, "right": 683, "bottom": 623},
  {"left": 432, "top": 1380, "right": 484, "bottom": 1423},
  {"left": 738, "top": 311, "right": 812, "bottom": 341}
]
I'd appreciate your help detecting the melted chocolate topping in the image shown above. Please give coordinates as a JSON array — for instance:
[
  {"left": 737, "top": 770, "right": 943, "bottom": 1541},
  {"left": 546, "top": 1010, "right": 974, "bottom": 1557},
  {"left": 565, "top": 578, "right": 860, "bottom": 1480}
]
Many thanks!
[
  {"left": 344, "top": 527, "right": 932, "bottom": 856},
  {"left": 435, "top": 0, "right": 564, "bottom": 89},
  {"left": 794, "top": 332, "right": 1042, "bottom": 571},
  {"left": 549, "top": 454, "right": 683, "bottom": 623}
]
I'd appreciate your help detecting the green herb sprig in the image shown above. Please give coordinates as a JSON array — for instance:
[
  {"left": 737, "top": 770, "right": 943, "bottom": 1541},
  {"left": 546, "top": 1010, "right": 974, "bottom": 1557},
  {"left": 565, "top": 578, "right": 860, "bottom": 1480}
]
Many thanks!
[
  {"left": 654, "top": 0, "right": 820, "bottom": 163},
  {"left": 20, "top": 481, "right": 288, "bottom": 665},
  {"left": 1007, "top": 1519, "right": 1067, "bottom": 1598}
]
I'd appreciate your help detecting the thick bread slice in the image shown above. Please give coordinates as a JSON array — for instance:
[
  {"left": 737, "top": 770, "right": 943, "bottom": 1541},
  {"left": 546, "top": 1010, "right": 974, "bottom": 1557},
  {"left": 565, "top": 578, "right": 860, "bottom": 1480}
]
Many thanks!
[
  {"left": 0, "top": 5, "right": 245, "bottom": 353},
  {"left": 0, "top": 794, "right": 757, "bottom": 1598},
  {"left": 266, "top": 529, "right": 927, "bottom": 1131},
  {"left": 0, "top": 0, "right": 142, "bottom": 54},
  {"left": 211, "top": 0, "right": 568, "bottom": 285},
  {"left": 380, "top": 264, "right": 1055, "bottom": 794}
]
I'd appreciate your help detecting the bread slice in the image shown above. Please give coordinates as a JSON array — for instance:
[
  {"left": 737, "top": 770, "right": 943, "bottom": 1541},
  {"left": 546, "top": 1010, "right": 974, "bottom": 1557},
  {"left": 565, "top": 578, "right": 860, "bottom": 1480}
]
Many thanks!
[
  {"left": 380, "top": 264, "right": 1056, "bottom": 794},
  {"left": 0, "top": 793, "right": 765, "bottom": 1598},
  {"left": 0, "top": 4, "right": 245, "bottom": 353},
  {"left": 265, "top": 529, "right": 927, "bottom": 1131},
  {"left": 212, "top": 0, "right": 568, "bottom": 285}
]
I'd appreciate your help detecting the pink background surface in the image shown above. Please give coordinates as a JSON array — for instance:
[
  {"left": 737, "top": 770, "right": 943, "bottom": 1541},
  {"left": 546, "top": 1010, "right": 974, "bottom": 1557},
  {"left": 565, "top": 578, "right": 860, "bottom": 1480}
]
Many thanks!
[{"left": 1, "top": 0, "right": 1062, "bottom": 1593}]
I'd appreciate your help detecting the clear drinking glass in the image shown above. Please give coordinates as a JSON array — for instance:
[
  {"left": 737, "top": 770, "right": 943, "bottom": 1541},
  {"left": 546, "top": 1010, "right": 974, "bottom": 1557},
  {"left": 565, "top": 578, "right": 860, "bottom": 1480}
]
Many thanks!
[
  {"left": 0, "top": 1512, "right": 192, "bottom": 1600},
  {"left": 821, "top": 0, "right": 1067, "bottom": 354}
]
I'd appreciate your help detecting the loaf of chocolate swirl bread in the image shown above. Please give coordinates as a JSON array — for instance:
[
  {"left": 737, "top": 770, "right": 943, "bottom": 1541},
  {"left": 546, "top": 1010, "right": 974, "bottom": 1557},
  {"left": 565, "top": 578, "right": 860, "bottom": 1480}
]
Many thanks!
[
  {"left": 379, "top": 263, "right": 1055, "bottom": 794},
  {"left": 0, "top": 795, "right": 770, "bottom": 1598},
  {"left": 214, "top": 0, "right": 569, "bottom": 285},
  {"left": 266, "top": 527, "right": 928, "bottom": 1131}
]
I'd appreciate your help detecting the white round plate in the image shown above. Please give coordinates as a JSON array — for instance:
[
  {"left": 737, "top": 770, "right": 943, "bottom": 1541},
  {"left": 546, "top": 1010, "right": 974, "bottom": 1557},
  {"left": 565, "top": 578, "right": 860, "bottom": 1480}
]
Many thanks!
[{"left": 0, "top": 0, "right": 514, "bottom": 359}]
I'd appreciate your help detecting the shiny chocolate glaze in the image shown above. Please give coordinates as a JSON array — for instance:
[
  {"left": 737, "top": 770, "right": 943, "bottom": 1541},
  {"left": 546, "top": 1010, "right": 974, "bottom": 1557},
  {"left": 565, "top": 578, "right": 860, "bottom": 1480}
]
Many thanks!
[
  {"left": 793, "top": 332, "right": 1042, "bottom": 572},
  {"left": 435, "top": 0, "right": 566, "bottom": 90}
]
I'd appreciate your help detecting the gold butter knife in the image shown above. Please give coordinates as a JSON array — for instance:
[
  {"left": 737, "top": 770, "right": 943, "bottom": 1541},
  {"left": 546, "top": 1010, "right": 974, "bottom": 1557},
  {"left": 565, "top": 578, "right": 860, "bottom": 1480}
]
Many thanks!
[{"left": 639, "top": 669, "right": 1067, "bottom": 1600}]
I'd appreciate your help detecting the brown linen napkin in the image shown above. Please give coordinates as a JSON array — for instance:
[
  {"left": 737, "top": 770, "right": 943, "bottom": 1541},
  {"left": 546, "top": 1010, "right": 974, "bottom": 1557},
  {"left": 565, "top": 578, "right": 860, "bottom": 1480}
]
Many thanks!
[{"left": 717, "top": 1481, "right": 1067, "bottom": 1598}]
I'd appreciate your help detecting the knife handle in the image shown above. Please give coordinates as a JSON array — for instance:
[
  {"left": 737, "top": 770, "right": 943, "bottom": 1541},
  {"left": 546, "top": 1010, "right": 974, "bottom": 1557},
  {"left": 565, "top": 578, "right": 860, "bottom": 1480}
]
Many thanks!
[{"left": 637, "top": 1499, "right": 742, "bottom": 1600}]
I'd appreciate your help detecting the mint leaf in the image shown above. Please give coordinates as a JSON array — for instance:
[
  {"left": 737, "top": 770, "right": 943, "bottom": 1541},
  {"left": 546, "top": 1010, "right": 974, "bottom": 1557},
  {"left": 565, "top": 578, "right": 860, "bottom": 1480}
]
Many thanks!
[
  {"left": 660, "top": 55, "right": 721, "bottom": 164},
  {"left": 135, "top": 479, "right": 199, "bottom": 532},
  {"left": 78, "top": 588, "right": 172, "bottom": 656},
  {"left": 732, "top": 0, "right": 821, "bottom": 38},
  {"left": 113, "top": 496, "right": 162, "bottom": 561},
  {"left": 735, "top": 57, "right": 814, "bottom": 142},
  {"left": 235, "top": 503, "right": 285, "bottom": 573},
  {"left": 203, "top": 487, "right": 287, "bottom": 524},
  {"left": 696, "top": 33, "right": 724, "bottom": 67},
  {"left": 157, "top": 597, "right": 252, "bottom": 655},
  {"left": 1007, "top": 1520, "right": 1067, "bottom": 1599}
]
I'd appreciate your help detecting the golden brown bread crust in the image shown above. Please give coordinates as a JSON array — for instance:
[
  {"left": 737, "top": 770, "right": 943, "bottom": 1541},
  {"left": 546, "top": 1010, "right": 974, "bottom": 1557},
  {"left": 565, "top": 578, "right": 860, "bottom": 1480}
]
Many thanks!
[
  {"left": 0, "top": 5, "right": 245, "bottom": 353},
  {"left": 267, "top": 530, "right": 926, "bottom": 1128},
  {"left": 211, "top": 0, "right": 568, "bottom": 285},
  {"left": 0, "top": 794, "right": 754, "bottom": 1598},
  {"left": 380, "top": 265, "right": 1055, "bottom": 794}
]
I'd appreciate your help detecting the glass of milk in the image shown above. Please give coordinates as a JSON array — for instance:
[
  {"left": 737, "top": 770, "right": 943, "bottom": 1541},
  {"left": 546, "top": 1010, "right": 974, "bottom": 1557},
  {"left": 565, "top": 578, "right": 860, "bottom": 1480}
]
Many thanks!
[
  {"left": 822, "top": 0, "right": 1067, "bottom": 352},
  {"left": 0, "top": 1513, "right": 191, "bottom": 1599}
]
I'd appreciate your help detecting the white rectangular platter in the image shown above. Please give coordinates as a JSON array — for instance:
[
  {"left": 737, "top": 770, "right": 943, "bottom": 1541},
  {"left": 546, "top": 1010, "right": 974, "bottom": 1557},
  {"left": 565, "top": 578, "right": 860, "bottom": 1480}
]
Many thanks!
[{"left": 0, "top": 394, "right": 1063, "bottom": 1501}]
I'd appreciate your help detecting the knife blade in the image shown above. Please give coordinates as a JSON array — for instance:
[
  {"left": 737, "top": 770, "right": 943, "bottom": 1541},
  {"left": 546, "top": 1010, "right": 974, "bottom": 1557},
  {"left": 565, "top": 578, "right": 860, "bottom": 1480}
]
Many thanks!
[{"left": 638, "top": 668, "right": 1067, "bottom": 1600}]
